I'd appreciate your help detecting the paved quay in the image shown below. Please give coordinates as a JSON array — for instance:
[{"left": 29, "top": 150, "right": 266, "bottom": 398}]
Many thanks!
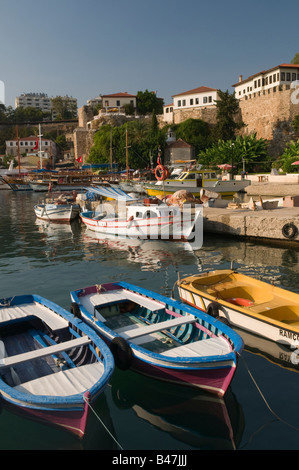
[
  {"left": 203, "top": 182, "right": 299, "bottom": 245},
  {"left": 245, "top": 181, "right": 299, "bottom": 197}
]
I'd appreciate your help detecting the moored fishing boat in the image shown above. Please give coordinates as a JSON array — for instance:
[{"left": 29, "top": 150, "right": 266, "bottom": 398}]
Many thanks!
[
  {"left": 70, "top": 282, "right": 243, "bottom": 397},
  {"left": 0, "top": 294, "right": 114, "bottom": 437},
  {"left": 144, "top": 169, "right": 250, "bottom": 198},
  {"left": 80, "top": 186, "right": 202, "bottom": 241},
  {"left": 0, "top": 176, "right": 11, "bottom": 190},
  {"left": 177, "top": 269, "right": 299, "bottom": 346},
  {"left": 34, "top": 192, "right": 81, "bottom": 222},
  {"left": 2, "top": 175, "right": 32, "bottom": 191}
]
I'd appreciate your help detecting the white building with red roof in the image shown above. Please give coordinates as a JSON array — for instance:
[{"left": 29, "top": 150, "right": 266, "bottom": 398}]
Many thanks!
[
  {"left": 232, "top": 63, "right": 299, "bottom": 100},
  {"left": 101, "top": 92, "right": 137, "bottom": 112},
  {"left": 163, "top": 86, "right": 219, "bottom": 123}
]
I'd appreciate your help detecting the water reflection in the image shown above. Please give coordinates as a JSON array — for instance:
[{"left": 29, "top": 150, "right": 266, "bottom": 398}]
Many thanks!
[
  {"left": 235, "top": 327, "right": 299, "bottom": 374},
  {"left": 110, "top": 369, "right": 244, "bottom": 450}
]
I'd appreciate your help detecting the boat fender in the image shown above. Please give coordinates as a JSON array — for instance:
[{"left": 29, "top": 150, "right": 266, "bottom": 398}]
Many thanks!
[
  {"left": 206, "top": 301, "right": 230, "bottom": 323},
  {"left": 282, "top": 222, "right": 298, "bottom": 239},
  {"left": 110, "top": 337, "right": 133, "bottom": 370},
  {"left": 70, "top": 302, "right": 82, "bottom": 319}
]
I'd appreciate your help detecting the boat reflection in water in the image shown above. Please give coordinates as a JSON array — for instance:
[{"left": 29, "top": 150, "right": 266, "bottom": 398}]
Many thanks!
[
  {"left": 235, "top": 327, "right": 299, "bottom": 374},
  {"left": 110, "top": 369, "right": 244, "bottom": 450},
  {"left": 82, "top": 230, "right": 203, "bottom": 273}
]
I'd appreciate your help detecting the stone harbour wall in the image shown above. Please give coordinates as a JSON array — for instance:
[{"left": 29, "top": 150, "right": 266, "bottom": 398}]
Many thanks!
[{"left": 238, "top": 85, "right": 299, "bottom": 156}]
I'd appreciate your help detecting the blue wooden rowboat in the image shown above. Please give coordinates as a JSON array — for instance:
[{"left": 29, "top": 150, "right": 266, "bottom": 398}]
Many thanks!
[
  {"left": 70, "top": 282, "right": 243, "bottom": 397},
  {"left": 0, "top": 294, "right": 114, "bottom": 438}
]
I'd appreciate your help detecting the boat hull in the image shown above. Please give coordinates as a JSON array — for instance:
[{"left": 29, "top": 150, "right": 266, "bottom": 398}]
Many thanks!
[
  {"left": 80, "top": 207, "right": 201, "bottom": 241},
  {"left": 178, "top": 270, "right": 299, "bottom": 346},
  {"left": 144, "top": 180, "right": 250, "bottom": 198},
  {"left": 70, "top": 282, "right": 243, "bottom": 397},
  {"left": 0, "top": 294, "right": 114, "bottom": 437},
  {"left": 34, "top": 203, "right": 80, "bottom": 222}
]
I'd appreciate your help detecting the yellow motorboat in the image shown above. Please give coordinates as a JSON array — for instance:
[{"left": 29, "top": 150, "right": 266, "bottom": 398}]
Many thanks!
[
  {"left": 177, "top": 269, "right": 299, "bottom": 346},
  {"left": 144, "top": 169, "right": 250, "bottom": 198}
]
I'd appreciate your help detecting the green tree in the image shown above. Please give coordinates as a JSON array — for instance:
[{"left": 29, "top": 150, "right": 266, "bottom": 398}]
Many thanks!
[
  {"left": 214, "top": 90, "right": 243, "bottom": 141},
  {"left": 88, "top": 119, "right": 167, "bottom": 169},
  {"left": 292, "top": 115, "right": 299, "bottom": 134},
  {"left": 172, "top": 118, "right": 211, "bottom": 155},
  {"left": 279, "top": 139, "right": 299, "bottom": 172},
  {"left": 51, "top": 96, "right": 77, "bottom": 120},
  {"left": 198, "top": 134, "right": 269, "bottom": 172},
  {"left": 291, "top": 52, "right": 299, "bottom": 64},
  {"left": 136, "top": 90, "right": 163, "bottom": 115}
]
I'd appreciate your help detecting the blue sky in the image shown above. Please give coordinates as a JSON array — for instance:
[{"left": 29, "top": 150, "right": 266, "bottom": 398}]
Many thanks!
[{"left": 0, "top": 0, "right": 298, "bottom": 108}]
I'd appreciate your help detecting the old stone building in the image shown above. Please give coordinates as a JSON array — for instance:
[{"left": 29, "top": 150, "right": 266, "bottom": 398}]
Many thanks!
[{"left": 232, "top": 64, "right": 299, "bottom": 155}]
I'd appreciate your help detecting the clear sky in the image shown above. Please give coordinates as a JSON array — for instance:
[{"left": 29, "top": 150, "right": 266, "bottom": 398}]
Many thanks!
[{"left": 0, "top": 0, "right": 298, "bottom": 109}]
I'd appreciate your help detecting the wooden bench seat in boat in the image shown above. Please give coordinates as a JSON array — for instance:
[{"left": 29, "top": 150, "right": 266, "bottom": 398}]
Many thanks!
[
  {"left": 206, "top": 281, "right": 245, "bottom": 295},
  {"left": 81, "top": 289, "right": 166, "bottom": 322},
  {"left": 13, "top": 362, "right": 104, "bottom": 396},
  {"left": 161, "top": 336, "right": 230, "bottom": 358},
  {"left": 0, "top": 336, "right": 91, "bottom": 369},
  {"left": 0, "top": 302, "right": 68, "bottom": 332},
  {"left": 115, "top": 314, "right": 197, "bottom": 340}
]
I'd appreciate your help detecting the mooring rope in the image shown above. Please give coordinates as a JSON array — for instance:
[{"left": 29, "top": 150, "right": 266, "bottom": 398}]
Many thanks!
[
  {"left": 83, "top": 395, "right": 124, "bottom": 450},
  {"left": 238, "top": 352, "right": 299, "bottom": 432}
]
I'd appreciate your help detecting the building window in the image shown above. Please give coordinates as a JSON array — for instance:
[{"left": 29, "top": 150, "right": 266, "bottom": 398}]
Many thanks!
[
  {"left": 287, "top": 73, "right": 291, "bottom": 81},
  {"left": 281, "top": 72, "right": 285, "bottom": 81},
  {"left": 292, "top": 73, "right": 296, "bottom": 81},
  {"left": 178, "top": 100, "right": 181, "bottom": 107},
  {"left": 116, "top": 100, "right": 120, "bottom": 106},
  {"left": 195, "top": 98, "right": 199, "bottom": 104},
  {"left": 182, "top": 100, "right": 186, "bottom": 106},
  {"left": 208, "top": 96, "right": 212, "bottom": 103},
  {"left": 203, "top": 97, "right": 207, "bottom": 103},
  {"left": 190, "top": 99, "right": 193, "bottom": 105}
]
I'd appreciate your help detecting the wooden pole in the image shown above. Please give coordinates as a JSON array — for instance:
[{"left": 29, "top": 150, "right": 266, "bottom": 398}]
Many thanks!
[{"left": 16, "top": 125, "right": 20, "bottom": 175}]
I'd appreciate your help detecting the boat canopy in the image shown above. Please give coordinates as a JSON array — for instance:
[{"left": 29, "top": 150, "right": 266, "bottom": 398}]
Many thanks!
[{"left": 84, "top": 185, "right": 138, "bottom": 201}]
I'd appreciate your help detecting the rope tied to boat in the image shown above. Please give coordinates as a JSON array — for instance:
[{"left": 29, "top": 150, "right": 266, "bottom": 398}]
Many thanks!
[
  {"left": 237, "top": 351, "right": 299, "bottom": 433},
  {"left": 83, "top": 395, "right": 124, "bottom": 450}
]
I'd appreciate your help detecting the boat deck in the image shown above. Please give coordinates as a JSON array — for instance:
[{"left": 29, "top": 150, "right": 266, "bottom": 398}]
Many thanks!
[{"left": 0, "top": 302, "right": 68, "bottom": 332}]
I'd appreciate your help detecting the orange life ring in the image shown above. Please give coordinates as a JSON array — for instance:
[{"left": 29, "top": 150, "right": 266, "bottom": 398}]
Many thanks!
[
  {"left": 155, "top": 164, "right": 169, "bottom": 181},
  {"left": 226, "top": 297, "right": 254, "bottom": 307}
]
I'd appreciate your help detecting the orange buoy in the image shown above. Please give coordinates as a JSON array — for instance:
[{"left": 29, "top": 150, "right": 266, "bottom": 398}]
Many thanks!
[{"left": 225, "top": 297, "right": 254, "bottom": 307}]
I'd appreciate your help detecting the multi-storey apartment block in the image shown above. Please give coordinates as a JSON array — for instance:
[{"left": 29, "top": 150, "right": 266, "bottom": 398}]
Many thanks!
[
  {"left": 15, "top": 93, "right": 78, "bottom": 118},
  {"left": 15, "top": 93, "right": 51, "bottom": 113}
]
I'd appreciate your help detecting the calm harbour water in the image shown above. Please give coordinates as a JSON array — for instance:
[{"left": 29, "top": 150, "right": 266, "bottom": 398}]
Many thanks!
[{"left": 0, "top": 190, "right": 299, "bottom": 451}]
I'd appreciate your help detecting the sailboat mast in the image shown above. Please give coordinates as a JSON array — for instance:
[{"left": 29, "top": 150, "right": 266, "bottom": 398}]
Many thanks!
[
  {"left": 16, "top": 125, "right": 20, "bottom": 175},
  {"left": 38, "top": 124, "right": 43, "bottom": 169}
]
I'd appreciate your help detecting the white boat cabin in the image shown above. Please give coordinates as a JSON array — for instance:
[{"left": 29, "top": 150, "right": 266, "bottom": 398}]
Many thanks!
[{"left": 156, "top": 170, "right": 218, "bottom": 187}]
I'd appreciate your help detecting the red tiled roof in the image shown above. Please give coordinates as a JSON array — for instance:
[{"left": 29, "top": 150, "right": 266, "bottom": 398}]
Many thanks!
[
  {"left": 172, "top": 86, "right": 217, "bottom": 98},
  {"left": 167, "top": 138, "right": 192, "bottom": 148},
  {"left": 232, "top": 63, "right": 299, "bottom": 87}
]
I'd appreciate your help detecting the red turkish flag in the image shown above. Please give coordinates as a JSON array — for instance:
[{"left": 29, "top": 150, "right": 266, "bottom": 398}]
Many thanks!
[{"left": 33, "top": 137, "right": 39, "bottom": 150}]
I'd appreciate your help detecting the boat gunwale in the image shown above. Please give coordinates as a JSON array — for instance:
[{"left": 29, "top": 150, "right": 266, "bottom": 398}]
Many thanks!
[
  {"left": 179, "top": 270, "right": 299, "bottom": 332},
  {"left": 70, "top": 282, "right": 243, "bottom": 366},
  {"left": 0, "top": 294, "right": 114, "bottom": 408}
]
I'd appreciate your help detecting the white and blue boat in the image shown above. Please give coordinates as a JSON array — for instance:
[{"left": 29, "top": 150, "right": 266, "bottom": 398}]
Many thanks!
[
  {"left": 70, "top": 282, "right": 243, "bottom": 397},
  {"left": 0, "top": 294, "right": 114, "bottom": 438}
]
